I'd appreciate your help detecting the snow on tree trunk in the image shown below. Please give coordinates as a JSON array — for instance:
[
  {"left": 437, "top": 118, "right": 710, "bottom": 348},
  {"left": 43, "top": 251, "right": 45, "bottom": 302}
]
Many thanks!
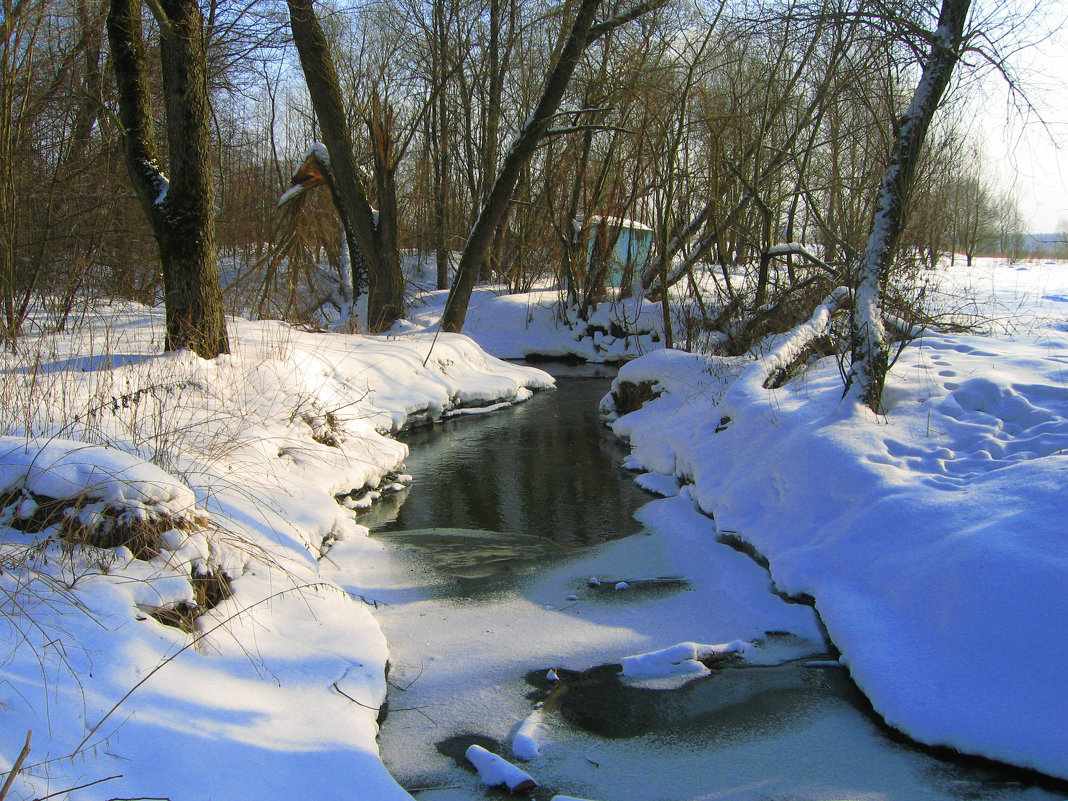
[{"left": 845, "top": 0, "right": 970, "bottom": 411}]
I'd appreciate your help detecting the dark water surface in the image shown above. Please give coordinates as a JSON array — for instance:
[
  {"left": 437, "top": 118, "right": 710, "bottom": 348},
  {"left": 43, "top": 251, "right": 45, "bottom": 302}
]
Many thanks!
[{"left": 363, "top": 367, "right": 650, "bottom": 549}]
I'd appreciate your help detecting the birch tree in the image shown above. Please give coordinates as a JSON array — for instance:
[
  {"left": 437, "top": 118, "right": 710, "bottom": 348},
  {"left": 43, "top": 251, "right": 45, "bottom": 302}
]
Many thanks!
[{"left": 844, "top": 0, "right": 971, "bottom": 412}]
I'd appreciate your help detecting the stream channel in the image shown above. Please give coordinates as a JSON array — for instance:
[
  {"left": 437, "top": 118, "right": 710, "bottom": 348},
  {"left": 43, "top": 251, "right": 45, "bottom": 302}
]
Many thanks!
[{"left": 351, "top": 364, "right": 1061, "bottom": 801}]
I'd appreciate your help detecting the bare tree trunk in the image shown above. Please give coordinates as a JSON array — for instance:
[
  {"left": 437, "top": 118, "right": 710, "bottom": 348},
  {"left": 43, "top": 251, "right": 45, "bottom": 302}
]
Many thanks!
[
  {"left": 286, "top": 0, "right": 405, "bottom": 332},
  {"left": 845, "top": 0, "right": 970, "bottom": 411},
  {"left": 430, "top": 0, "right": 453, "bottom": 291},
  {"left": 367, "top": 94, "right": 405, "bottom": 329},
  {"left": 441, "top": 0, "right": 668, "bottom": 333},
  {"left": 108, "top": 0, "right": 229, "bottom": 358}
]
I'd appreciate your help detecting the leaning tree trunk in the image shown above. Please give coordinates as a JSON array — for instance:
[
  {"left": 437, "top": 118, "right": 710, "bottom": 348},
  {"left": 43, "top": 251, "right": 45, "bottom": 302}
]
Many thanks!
[
  {"left": 440, "top": 0, "right": 668, "bottom": 333},
  {"left": 108, "top": 0, "right": 229, "bottom": 358},
  {"left": 845, "top": 0, "right": 971, "bottom": 411},
  {"left": 440, "top": 0, "right": 604, "bottom": 333}
]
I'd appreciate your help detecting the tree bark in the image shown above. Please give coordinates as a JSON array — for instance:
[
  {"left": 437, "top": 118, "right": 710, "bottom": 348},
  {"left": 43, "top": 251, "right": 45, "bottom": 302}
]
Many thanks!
[
  {"left": 367, "top": 94, "right": 405, "bottom": 329},
  {"left": 286, "top": 0, "right": 405, "bottom": 332},
  {"left": 108, "top": 0, "right": 229, "bottom": 358},
  {"left": 845, "top": 0, "right": 970, "bottom": 411}
]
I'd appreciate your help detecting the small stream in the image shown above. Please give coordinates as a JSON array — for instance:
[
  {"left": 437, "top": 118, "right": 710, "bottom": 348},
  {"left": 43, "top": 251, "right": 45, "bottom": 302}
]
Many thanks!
[
  {"left": 359, "top": 365, "right": 1062, "bottom": 801},
  {"left": 361, "top": 363, "right": 647, "bottom": 546}
]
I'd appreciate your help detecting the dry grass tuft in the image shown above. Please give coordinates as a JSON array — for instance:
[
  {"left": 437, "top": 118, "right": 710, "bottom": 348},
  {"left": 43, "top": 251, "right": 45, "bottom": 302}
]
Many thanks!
[
  {"left": 149, "top": 564, "right": 233, "bottom": 633},
  {"left": 1, "top": 489, "right": 205, "bottom": 560}
]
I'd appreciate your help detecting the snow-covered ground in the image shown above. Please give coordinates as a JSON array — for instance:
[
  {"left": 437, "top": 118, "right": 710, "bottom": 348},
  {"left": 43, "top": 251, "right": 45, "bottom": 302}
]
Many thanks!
[
  {"left": 0, "top": 306, "right": 551, "bottom": 800},
  {"left": 601, "top": 258, "right": 1068, "bottom": 780},
  {"left": 1, "top": 255, "right": 1066, "bottom": 798}
]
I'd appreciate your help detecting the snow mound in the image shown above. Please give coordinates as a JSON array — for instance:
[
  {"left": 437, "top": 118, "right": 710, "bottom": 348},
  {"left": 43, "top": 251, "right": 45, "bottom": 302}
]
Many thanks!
[{"left": 0, "top": 436, "right": 197, "bottom": 515}]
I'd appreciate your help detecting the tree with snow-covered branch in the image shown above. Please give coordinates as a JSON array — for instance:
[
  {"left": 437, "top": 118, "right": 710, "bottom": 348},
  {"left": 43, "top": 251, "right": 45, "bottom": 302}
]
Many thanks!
[
  {"left": 285, "top": 0, "right": 407, "bottom": 334},
  {"left": 844, "top": 0, "right": 971, "bottom": 412}
]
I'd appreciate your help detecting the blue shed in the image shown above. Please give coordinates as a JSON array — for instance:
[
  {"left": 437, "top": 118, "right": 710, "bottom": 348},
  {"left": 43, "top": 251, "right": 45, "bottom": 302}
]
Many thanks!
[{"left": 584, "top": 215, "right": 654, "bottom": 288}]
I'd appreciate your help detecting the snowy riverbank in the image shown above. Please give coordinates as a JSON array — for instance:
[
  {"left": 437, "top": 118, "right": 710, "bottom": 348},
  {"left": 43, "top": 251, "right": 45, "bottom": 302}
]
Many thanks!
[
  {"left": 2, "top": 254, "right": 1065, "bottom": 797},
  {"left": 398, "top": 256, "right": 1068, "bottom": 783},
  {"left": 0, "top": 305, "right": 551, "bottom": 800},
  {"left": 598, "top": 264, "right": 1068, "bottom": 779}
]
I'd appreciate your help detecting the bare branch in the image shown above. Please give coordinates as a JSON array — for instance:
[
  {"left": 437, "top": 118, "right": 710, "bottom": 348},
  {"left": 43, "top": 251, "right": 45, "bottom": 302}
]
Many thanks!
[{"left": 586, "top": 0, "right": 670, "bottom": 43}]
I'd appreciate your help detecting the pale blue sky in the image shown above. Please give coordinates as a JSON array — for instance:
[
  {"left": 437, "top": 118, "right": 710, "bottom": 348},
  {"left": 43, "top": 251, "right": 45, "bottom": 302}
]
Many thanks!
[{"left": 977, "top": 2, "right": 1068, "bottom": 233}]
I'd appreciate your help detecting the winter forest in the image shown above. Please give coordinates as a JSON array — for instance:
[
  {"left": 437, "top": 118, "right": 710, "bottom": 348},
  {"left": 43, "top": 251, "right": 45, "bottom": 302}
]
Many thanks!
[
  {"left": 1, "top": 0, "right": 1067, "bottom": 798},
  {"left": 2, "top": 0, "right": 1039, "bottom": 351}
]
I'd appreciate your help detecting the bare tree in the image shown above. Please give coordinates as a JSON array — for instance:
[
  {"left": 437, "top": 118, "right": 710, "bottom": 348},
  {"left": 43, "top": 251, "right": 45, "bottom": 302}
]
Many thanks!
[
  {"left": 441, "top": 0, "right": 668, "bottom": 333},
  {"left": 286, "top": 0, "right": 407, "bottom": 333},
  {"left": 108, "top": 0, "right": 230, "bottom": 358},
  {"left": 845, "top": 0, "right": 971, "bottom": 411},
  {"left": 0, "top": 0, "right": 116, "bottom": 344},
  {"left": 0, "top": 0, "right": 43, "bottom": 346}
]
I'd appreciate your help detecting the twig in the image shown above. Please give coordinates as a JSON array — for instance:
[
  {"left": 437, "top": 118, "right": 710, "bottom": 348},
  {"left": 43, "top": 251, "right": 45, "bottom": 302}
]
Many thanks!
[
  {"left": 332, "top": 682, "right": 432, "bottom": 720},
  {"left": 421, "top": 323, "right": 443, "bottom": 368},
  {"left": 585, "top": 741, "right": 602, "bottom": 768},
  {"left": 331, "top": 682, "right": 379, "bottom": 711},
  {"left": 0, "top": 730, "right": 32, "bottom": 801},
  {"left": 33, "top": 774, "right": 121, "bottom": 800},
  {"left": 348, "top": 592, "right": 389, "bottom": 608},
  {"left": 389, "top": 660, "right": 423, "bottom": 692},
  {"left": 74, "top": 583, "right": 330, "bottom": 754},
  {"left": 406, "top": 785, "right": 462, "bottom": 794}
]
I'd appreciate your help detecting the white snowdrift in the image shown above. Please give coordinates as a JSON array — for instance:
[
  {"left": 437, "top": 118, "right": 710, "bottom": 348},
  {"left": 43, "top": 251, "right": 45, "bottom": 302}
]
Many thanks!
[
  {"left": 0, "top": 437, "right": 197, "bottom": 514},
  {"left": 608, "top": 323, "right": 1068, "bottom": 779}
]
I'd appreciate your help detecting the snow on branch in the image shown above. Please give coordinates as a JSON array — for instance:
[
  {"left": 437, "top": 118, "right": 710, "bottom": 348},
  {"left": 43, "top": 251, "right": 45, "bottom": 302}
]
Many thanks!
[
  {"left": 765, "top": 242, "right": 838, "bottom": 276},
  {"left": 761, "top": 287, "right": 849, "bottom": 390},
  {"left": 277, "top": 143, "right": 330, "bottom": 206},
  {"left": 544, "top": 124, "right": 633, "bottom": 138}
]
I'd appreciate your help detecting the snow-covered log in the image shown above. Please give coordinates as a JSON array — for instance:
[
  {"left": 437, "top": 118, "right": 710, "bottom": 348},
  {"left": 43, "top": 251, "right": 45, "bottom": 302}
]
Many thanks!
[
  {"left": 512, "top": 709, "right": 547, "bottom": 760},
  {"left": 620, "top": 640, "right": 747, "bottom": 680},
  {"left": 466, "top": 744, "right": 538, "bottom": 792},
  {"left": 762, "top": 287, "right": 849, "bottom": 389}
]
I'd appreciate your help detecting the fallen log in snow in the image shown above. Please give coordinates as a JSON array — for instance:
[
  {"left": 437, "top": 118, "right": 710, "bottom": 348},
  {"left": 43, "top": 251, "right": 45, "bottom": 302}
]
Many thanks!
[
  {"left": 466, "top": 744, "right": 537, "bottom": 792},
  {"left": 512, "top": 709, "right": 547, "bottom": 760},
  {"left": 620, "top": 640, "right": 748, "bottom": 680}
]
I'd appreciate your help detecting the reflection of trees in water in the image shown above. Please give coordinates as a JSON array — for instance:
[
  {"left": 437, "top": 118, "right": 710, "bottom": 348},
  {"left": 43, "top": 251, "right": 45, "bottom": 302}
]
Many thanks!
[{"left": 381, "top": 378, "right": 647, "bottom": 547}]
